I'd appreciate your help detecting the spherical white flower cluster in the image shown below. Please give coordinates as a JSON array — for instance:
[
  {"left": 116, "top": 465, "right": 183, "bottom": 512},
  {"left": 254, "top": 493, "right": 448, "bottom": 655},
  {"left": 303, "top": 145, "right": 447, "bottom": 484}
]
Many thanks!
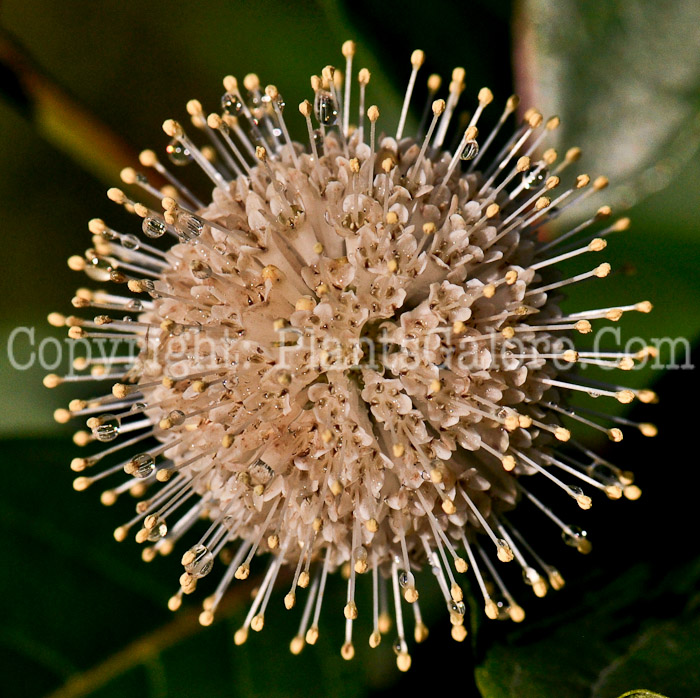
[{"left": 47, "top": 42, "right": 655, "bottom": 670}]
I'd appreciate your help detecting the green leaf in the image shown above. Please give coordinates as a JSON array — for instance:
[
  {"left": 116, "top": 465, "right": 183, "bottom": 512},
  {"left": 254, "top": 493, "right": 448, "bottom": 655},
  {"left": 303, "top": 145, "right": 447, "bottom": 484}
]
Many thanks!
[
  {"left": 474, "top": 346, "right": 700, "bottom": 698},
  {"left": 2, "top": 437, "right": 411, "bottom": 698},
  {"left": 515, "top": 0, "right": 700, "bottom": 211},
  {"left": 475, "top": 562, "right": 700, "bottom": 698},
  {"left": 517, "top": 0, "right": 700, "bottom": 413}
]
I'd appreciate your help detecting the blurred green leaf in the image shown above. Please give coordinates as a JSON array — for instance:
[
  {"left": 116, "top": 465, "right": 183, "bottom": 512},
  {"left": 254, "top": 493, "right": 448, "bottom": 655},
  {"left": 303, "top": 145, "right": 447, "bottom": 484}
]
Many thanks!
[
  {"left": 515, "top": 0, "right": 700, "bottom": 211},
  {"left": 474, "top": 345, "right": 700, "bottom": 698},
  {"left": 475, "top": 561, "right": 700, "bottom": 698},
  {"left": 514, "top": 0, "right": 700, "bottom": 424},
  {"left": 1, "top": 437, "right": 406, "bottom": 698}
]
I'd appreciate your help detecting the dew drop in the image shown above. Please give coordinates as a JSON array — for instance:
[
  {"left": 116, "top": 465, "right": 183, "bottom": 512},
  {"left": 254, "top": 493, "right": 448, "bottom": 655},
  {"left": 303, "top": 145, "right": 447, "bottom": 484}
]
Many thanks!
[
  {"left": 183, "top": 215, "right": 204, "bottom": 239},
  {"left": 460, "top": 139, "right": 479, "bottom": 161},
  {"left": 142, "top": 217, "right": 167, "bottom": 239},
  {"left": 398, "top": 570, "right": 414, "bottom": 588},
  {"left": 147, "top": 517, "right": 168, "bottom": 541},
  {"left": 447, "top": 599, "right": 466, "bottom": 616},
  {"left": 221, "top": 92, "right": 243, "bottom": 115},
  {"left": 140, "top": 279, "right": 159, "bottom": 298},
  {"left": 121, "top": 234, "right": 140, "bottom": 250},
  {"left": 353, "top": 546, "right": 368, "bottom": 562},
  {"left": 522, "top": 165, "right": 548, "bottom": 190},
  {"left": 166, "top": 139, "right": 192, "bottom": 166},
  {"left": 86, "top": 256, "right": 113, "bottom": 282},
  {"left": 185, "top": 544, "right": 215, "bottom": 578},
  {"left": 126, "top": 299, "right": 143, "bottom": 312},
  {"left": 313, "top": 91, "right": 338, "bottom": 126},
  {"left": 562, "top": 526, "right": 587, "bottom": 548},
  {"left": 168, "top": 409, "right": 186, "bottom": 426},
  {"left": 92, "top": 413, "right": 120, "bottom": 442},
  {"left": 100, "top": 228, "right": 117, "bottom": 241},
  {"left": 132, "top": 453, "right": 156, "bottom": 479}
]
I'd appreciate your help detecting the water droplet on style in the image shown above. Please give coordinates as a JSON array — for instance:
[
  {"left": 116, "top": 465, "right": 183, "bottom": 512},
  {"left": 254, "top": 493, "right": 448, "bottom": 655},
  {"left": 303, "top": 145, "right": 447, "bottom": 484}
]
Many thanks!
[
  {"left": 143, "top": 218, "right": 167, "bottom": 239},
  {"left": 562, "top": 526, "right": 587, "bottom": 548},
  {"left": 313, "top": 91, "right": 338, "bottom": 125},
  {"left": 522, "top": 165, "right": 548, "bottom": 190},
  {"left": 121, "top": 234, "right": 140, "bottom": 250},
  {"left": 185, "top": 544, "right": 215, "bottom": 578},
  {"left": 132, "top": 453, "right": 156, "bottom": 479},
  {"left": 166, "top": 139, "right": 192, "bottom": 166},
  {"left": 92, "top": 413, "right": 120, "bottom": 442},
  {"left": 183, "top": 215, "right": 204, "bottom": 238},
  {"left": 353, "top": 546, "right": 368, "bottom": 562},
  {"left": 460, "top": 139, "right": 479, "bottom": 161},
  {"left": 399, "top": 570, "right": 414, "bottom": 588},
  {"left": 168, "top": 410, "right": 186, "bottom": 426},
  {"left": 447, "top": 599, "right": 466, "bottom": 615},
  {"left": 147, "top": 517, "right": 168, "bottom": 541},
  {"left": 221, "top": 92, "right": 243, "bottom": 115}
]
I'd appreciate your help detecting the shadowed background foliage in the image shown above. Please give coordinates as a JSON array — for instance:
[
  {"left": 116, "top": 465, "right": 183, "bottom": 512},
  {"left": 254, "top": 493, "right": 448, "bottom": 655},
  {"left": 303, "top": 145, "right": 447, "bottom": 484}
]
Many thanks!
[{"left": 1, "top": 1, "right": 699, "bottom": 696}]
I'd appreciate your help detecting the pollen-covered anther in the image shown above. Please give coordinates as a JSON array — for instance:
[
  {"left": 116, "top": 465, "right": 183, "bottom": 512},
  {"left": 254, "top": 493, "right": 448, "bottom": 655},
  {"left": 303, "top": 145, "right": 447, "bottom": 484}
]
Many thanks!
[
  {"left": 396, "top": 651, "right": 412, "bottom": 672},
  {"left": 341, "top": 642, "right": 355, "bottom": 661},
  {"left": 43, "top": 374, "right": 61, "bottom": 389},
  {"left": 617, "top": 390, "right": 636, "bottom": 404},
  {"left": 500, "top": 602, "right": 523, "bottom": 624},
  {"left": 295, "top": 296, "right": 315, "bottom": 312},
  {"left": 234, "top": 563, "right": 250, "bottom": 580},
  {"left": 605, "top": 485, "right": 623, "bottom": 500},
  {"left": 608, "top": 428, "right": 624, "bottom": 443},
  {"left": 624, "top": 485, "right": 642, "bottom": 500},
  {"left": 497, "top": 541, "right": 514, "bottom": 562},
  {"left": 72, "top": 476, "right": 91, "bottom": 491},
  {"left": 555, "top": 427, "right": 571, "bottom": 442},
  {"left": 484, "top": 600, "right": 499, "bottom": 620},
  {"left": 502, "top": 455, "right": 516, "bottom": 472},
  {"left": 574, "top": 492, "right": 593, "bottom": 509},
  {"left": 404, "top": 586, "right": 419, "bottom": 603}
]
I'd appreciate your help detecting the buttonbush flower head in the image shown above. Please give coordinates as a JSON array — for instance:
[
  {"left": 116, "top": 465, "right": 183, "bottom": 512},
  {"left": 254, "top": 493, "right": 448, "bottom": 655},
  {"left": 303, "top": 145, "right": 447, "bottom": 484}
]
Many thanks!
[{"left": 46, "top": 42, "right": 656, "bottom": 670}]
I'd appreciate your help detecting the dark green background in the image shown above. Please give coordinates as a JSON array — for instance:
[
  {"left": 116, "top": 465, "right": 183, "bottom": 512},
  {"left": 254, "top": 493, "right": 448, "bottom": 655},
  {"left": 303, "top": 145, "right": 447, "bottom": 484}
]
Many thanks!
[{"left": 1, "top": 1, "right": 699, "bottom": 696}]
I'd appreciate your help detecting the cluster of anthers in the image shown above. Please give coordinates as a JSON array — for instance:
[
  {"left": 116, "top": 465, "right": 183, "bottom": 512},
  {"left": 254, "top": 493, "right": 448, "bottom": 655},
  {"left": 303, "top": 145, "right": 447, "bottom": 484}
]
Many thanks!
[{"left": 46, "top": 42, "right": 657, "bottom": 670}]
